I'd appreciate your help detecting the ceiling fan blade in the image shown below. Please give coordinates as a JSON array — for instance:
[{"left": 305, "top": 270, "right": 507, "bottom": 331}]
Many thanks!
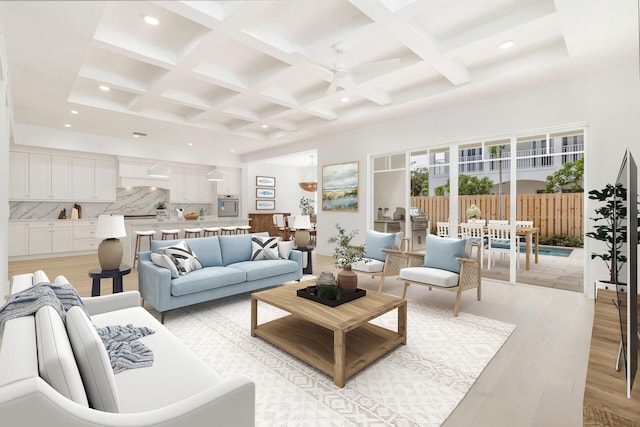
[
  {"left": 325, "top": 77, "right": 340, "bottom": 95},
  {"left": 351, "top": 57, "right": 401, "bottom": 76}
]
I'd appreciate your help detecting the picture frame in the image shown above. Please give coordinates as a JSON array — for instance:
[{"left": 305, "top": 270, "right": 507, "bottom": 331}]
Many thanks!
[
  {"left": 256, "top": 176, "right": 275, "bottom": 187},
  {"left": 256, "top": 188, "right": 276, "bottom": 199},
  {"left": 322, "top": 161, "right": 359, "bottom": 212},
  {"left": 256, "top": 200, "right": 276, "bottom": 210}
]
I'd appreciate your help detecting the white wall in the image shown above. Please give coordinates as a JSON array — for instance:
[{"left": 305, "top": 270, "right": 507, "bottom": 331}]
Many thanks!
[
  {"left": 305, "top": 64, "right": 640, "bottom": 300},
  {"left": 0, "top": 31, "right": 9, "bottom": 298}
]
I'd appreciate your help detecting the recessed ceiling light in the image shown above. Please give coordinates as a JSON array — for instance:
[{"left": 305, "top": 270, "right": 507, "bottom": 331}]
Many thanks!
[
  {"left": 144, "top": 16, "right": 159, "bottom": 25},
  {"left": 132, "top": 131, "right": 147, "bottom": 138},
  {"left": 64, "top": 124, "right": 71, "bottom": 128},
  {"left": 99, "top": 85, "right": 110, "bottom": 92},
  {"left": 500, "top": 40, "right": 514, "bottom": 49},
  {"left": 261, "top": 124, "right": 269, "bottom": 129},
  {"left": 187, "top": 142, "right": 193, "bottom": 146},
  {"left": 340, "top": 96, "right": 350, "bottom": 103},
  {"left": 230, "top": 149, "right": 235, "bottom": 153},
  {"left": 70, "top": 110, "right": 78, "bottom": 115}
]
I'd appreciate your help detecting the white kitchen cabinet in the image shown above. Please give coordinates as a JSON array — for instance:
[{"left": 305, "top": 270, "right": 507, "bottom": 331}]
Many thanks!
[
  {"left": 216, "top": 167, "right": 241, "bottom": 195},
  {"left": 73, "top": 219, "right": 100, "bottom": 252},
  {"left": 8, "top": 222, "right": 30, "bottom": 256},
  {"left": 170, "top": 167, "right": 211, "bottom": 203},
  {"left": 9, "top": 151, "right": 29, "bottom": 200},
  {"left": 72, "top": 157, "right": 117, "bottom": 201},
  {"left": 28, "top": 153, "right": 72, "bottom": 200},
  {"left": 28, "top": 221, "right": 73, "bottom": 255}
]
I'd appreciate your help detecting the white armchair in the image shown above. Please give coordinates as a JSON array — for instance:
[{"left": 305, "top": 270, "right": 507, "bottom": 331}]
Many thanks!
[
  {"left": 351, "top": 230, "right": 410, "bottom": 292},
  {"left": 397, "top": 234, "right": 482, "bottom": 316}
]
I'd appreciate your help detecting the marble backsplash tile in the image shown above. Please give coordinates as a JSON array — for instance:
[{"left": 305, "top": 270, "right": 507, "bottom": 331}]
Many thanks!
[{"left": 10, "top": 187, "right": 214, "bottom": 220}]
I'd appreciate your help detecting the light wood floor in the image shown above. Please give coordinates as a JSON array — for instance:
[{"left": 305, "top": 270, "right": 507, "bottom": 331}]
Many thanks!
[{"left": 8, "top": 253, "right": 593, "bottom": 427}]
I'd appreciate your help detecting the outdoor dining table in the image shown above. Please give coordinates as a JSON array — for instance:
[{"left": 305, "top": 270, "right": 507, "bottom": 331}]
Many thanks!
[{"left": 458, "top": 224, "right": 540, "bottom": 270}]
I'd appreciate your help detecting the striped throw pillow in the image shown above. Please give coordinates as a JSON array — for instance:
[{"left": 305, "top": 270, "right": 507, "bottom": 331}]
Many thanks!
[{"left": 251, "top": 236, "right": 279, "bottom": 260}]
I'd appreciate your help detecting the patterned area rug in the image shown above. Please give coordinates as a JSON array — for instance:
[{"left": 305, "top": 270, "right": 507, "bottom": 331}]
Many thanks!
[{"left": 164, "top": 293, "right": 515, "bottom": 427}]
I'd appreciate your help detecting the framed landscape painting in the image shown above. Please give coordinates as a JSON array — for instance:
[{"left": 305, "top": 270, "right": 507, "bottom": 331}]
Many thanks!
[{"left": 322, "top": 161, "right": 359, "bottom": 212}]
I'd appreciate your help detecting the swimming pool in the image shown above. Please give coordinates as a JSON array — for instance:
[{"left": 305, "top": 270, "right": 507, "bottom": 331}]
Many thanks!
[{"left": 519, "top": 245, "right": 574, "bottom": 257}]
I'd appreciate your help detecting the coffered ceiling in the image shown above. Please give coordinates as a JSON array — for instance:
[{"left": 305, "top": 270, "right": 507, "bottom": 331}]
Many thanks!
[{"left": 0, "top": 0, "right": 637, "bottom": 158}]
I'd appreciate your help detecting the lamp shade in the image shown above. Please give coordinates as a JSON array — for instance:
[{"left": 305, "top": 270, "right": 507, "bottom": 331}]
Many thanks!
[
  {"left": 95, "top": 215, "right": 126, "bottom": 239},
  {"left": 292, "top": 215, "right": 311, "bottom": 230},
  {"left": 147, "top": 164, "right": 171, "bottom": 178},
  {"left": 207, "top": 168, "right": 225, "bottom": 181}
]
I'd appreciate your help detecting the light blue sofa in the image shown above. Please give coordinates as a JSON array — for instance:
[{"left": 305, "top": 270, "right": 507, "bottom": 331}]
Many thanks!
[{"left": 138, "top": 233, "right": 302, "bottom": 322}]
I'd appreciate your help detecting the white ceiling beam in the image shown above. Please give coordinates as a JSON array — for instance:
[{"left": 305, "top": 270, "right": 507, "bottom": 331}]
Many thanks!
[
  {"left": 161, "top": 90, "right": 211, "bottom": 111},
  {"left": 222, "top": 106, "right": 261, "bottom": 123},
  {"left": 77, "top": 66, "right": 147, "bottom": 95},
  {"left": 92, "top": 28, "right": 175, "bottom": 69}
]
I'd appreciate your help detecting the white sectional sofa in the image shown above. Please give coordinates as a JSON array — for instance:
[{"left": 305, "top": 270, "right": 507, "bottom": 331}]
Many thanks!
[{"left": 0, "top": 271, "right": 255, "bottom": 427}]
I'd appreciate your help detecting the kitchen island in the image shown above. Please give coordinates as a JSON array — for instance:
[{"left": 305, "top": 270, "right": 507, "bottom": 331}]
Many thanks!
[{"left": 124, "top": 216, "right": 250, "bottom": 266}]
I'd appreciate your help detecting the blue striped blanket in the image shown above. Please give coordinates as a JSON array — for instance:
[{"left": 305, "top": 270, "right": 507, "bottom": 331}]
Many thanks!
[
  {"left": 96, "top": 325, "right": 155, "bottom": 373},
  {"left": 0, "top": 282, "right": 87, "bottom": 333}
]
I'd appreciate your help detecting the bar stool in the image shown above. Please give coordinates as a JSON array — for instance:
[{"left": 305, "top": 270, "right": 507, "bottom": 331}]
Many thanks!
[
  {"left": 160, "top": 229, "right": 180, "bottom": 240},
  {"left": 221, "top": 226, "right": 237, "bottom": 235},
  {"left": 184, "top": 227, "right": 203, "bottom": 238},
  {"left": 236, "top": 225, "right": 251, "bottom": 234},
  {"left": 203, "top": 226, "right": 221, "bottom": 236},
  {"left": 133, "top": 230, "right": 156, "bottom": 269}
]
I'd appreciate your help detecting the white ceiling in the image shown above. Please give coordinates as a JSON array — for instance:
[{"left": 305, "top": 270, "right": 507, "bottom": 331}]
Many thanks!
[{"left": 0, "top": 0, "right": 637, "bottom": 162}]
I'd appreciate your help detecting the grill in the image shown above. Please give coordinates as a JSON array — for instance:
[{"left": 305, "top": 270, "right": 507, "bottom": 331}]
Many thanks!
[{"left": 409, "top": 207, "right": 428, "bottom": 251}]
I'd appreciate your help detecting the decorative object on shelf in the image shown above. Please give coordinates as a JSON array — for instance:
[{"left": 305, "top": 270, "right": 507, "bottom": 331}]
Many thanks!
[
  {"left": 57, "top": 208, "right": 66, "bottom": 219},
  {"left": 95, "top": 214, "right": 126, "bottom": 270},
  {"left": 466, "top": 204, "right": 481, "bottom": 219},
  {"left": 293, "top": 215, "right": 312, "bottom": 248},
  {"left": 256, "top": 188, "right": 276, "bottom": 198},
  {"left": 328, "top": 223, "right": 369, "bottom": 295},
  {"left": 256, "top": 176, "right": 275, "bottom": 187},
  {"left": 256, "top": 200, "right": 275, "bottom": 210},
  {"left": 73, "top": 203, "right": 82, "bottom": 219},
  {"left": 299, "top": 196, "right": 314, "bottom": 215},
  {"left": 299, "top": 155, "right": 317, "bottom": 192},
  {"left": 147, "top": 164, "right": 171, "bottom": 178},
  {"left": 207, "top": 167, "right": 224, "bottom": 182},
  {"left": 322, "top": 161, "right": 359, "bottom": 212},
  {"left": 156, "top": 201, "right": 167, "bottom": 220},
  {"left": 176, "top": 207, "right": 184, "bottom": 220}
]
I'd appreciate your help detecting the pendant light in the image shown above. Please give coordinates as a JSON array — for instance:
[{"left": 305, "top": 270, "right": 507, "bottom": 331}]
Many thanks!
[{"left": 298, "top": 155, "right": 317, "bottom": 192}]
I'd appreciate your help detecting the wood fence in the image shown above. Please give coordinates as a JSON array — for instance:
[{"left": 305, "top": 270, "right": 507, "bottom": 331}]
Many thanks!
[{"left": 411, "top": 193, "right": 584, "bottom": 238}]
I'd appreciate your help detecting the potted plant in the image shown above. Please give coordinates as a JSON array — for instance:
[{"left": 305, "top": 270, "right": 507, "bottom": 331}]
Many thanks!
[
  {"left": 327, "top": 223, "right": 368, "bottom": 295},
  {"left": 299, "top": 197, "right": 314, "bottom": 215},
  {"left": 585, "top": 183, "right": 626, "bottom": 286},
  {"left": 466, "top": 204, "right": 481, "bottom": 220},
  {"left": 155, "top": 201, "right": 168, "bottom": 220}
]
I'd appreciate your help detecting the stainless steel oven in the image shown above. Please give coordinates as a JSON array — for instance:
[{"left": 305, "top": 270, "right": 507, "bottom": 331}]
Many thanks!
[{"left": 218, "top": 195, "right": 239, "bottom": 217}]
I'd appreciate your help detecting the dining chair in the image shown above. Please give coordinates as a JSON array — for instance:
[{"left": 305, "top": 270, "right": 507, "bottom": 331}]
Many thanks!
[
  {"left": 486, "top": 224, "right": 519, "bottom": 270},
  {"left": 436, "top": 222, "right": 450, "bottom": 237},
  {"left": 468, "top": 219, "right": 486, "bottom": 226},
  {"left": 273, "top": 214, "right": 287, "bottom": 240},
  {"left": 488, "top": 219, "right": 509, "bottom": 225},
  {"left": 459, "top": 222, "right": 486, "bottom": 267}
]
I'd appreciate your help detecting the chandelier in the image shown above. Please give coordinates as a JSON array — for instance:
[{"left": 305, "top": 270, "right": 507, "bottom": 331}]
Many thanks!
[{"left": 298, "top": 155, "right": 317, "bottom": 192}]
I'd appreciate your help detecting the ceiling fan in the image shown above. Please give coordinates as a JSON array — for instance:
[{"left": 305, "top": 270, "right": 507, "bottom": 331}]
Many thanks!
[{"left": 324, "top": 42, "right": 401, "bottom": 95}]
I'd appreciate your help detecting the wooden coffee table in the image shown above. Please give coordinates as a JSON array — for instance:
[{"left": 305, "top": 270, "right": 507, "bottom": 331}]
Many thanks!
[{"left": 251, "top": 280, "right": 407, "bottom": 387}]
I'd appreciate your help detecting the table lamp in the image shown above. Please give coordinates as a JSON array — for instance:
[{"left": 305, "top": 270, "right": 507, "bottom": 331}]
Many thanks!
[
  {"left": 95, "top": 214, "right": 127, "bottom": 270},
  {"left": 293, "top": 215, "right": 312, "bottom": 248}
]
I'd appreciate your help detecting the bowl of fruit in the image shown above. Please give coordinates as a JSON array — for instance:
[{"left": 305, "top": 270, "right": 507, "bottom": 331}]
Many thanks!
[{"left": 184, "top": 212, "right": 199, "bottom": 220}]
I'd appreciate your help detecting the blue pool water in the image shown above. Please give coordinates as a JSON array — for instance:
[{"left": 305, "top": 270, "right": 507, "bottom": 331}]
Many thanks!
[{"left": 519, "top": 245, "right": 573, "bottom": 257}]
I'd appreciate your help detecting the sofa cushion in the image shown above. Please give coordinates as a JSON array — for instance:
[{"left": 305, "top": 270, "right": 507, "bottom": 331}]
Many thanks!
[
  {"left": 170, "top": 267, "right": 246, "bottom": 296},
  {"left": 66, "top": 306, "right": 120, "bottom": 413},
  {"left": 35, "top": 305, "right": 89, "bottom": 407},
  {"left": 364, "top": 230, "right": 397, "bottom": 262},
  {"left": 227, "top": 259, "right": 300, "bottom": 281},
  {"left": 219, "top": 232, "right": 268, "bottom": 266},
  {"left": 179, "top": 236, "right": 223, "bottom": 267},
  {"left": 423, "top": 234, "right": 469, "bottom": 274},
  {"left": 399, "top": 266, "right": 460, "bottom": 288},
  {"left": 161, "top": 241, "right": 203, "bottom": 275},
  {"left": 251, "top": 236, "right": 279, "bottom": 260},
  {"left": 151, "top": 253, "right": 180, "bottom": 278},
  {"left": 352, "top": 258, "right": 384, "bottom": 273},
  {"left": 33, "top": 269, "right": 49, "bottom": 284},
  {"left": 278, "top": 239, "right": 295, "bottom": 259}
]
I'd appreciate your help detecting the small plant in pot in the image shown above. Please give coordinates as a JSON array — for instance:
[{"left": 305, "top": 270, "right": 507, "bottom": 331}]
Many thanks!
[{"left": 327, "top": 223, "right": 369, "bottom": 295}]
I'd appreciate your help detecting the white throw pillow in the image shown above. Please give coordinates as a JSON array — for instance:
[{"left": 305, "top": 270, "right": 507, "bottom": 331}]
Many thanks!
[
  {"left": 278, "top": 240, "right": 295, "bottom": 259},
  {"left": 33, "top": 269, "right": 49, "bottom": 285},
  {"left": 66, "top": 306, "right": 120, "bottom": 413},
  {"left": 151, "top": 253, "right": 180, "bottom": 278},
  {"left": 251, "top": 236, "right": 279, "bottom": 260},
  {"left": 35, "top": 306, "right": 89, "bottom": 407},
  {"left": 160, "top": 241, "right": 203, "bottom": 275}
]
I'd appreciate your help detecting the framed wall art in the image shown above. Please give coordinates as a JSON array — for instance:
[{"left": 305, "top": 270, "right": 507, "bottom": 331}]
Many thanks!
[
  {"left": 256, "top": 176, "right": 275, "bottom": 187},
  {"left": 256, "top": 188, "right": 276, "bottom": 199},
  {"left": 322, "top": 161, "right": 359, "bottom": 212},
  {"left": 256, "top": 200, "right": 276, "bottom": 210}
]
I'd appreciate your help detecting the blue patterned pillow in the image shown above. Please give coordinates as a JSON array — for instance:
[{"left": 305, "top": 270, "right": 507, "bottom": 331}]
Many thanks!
[{"left": 423, "top": 234, "right": 467, "bottom": 274}]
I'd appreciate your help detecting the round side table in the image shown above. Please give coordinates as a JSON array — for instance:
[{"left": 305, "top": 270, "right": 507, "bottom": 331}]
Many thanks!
[{"left": 88, "top": 265, "right": 131, "bottom": 297}]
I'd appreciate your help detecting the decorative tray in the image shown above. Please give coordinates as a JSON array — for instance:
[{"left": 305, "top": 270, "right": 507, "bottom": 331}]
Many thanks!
[{"left": 296, "top": 285, "right": 366, "bottom": 307}]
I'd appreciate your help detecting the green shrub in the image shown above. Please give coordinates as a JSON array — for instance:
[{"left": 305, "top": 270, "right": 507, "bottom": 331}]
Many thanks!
[{"left": 539, "top": 234, "right": 583, "bottom": 247}]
